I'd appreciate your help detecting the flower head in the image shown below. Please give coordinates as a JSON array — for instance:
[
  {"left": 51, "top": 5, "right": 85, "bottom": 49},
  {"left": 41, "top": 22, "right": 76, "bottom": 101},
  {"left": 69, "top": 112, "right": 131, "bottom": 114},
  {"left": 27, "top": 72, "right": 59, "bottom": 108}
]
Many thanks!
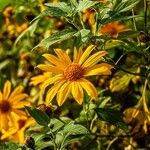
[
  {"left": 37, "top": 45, "right": 112, "bottom": 106},
  {"left": 99, "top": 21, "right": 129, "bottom": 38},
  {"left": 83, "top": 8, "right": 96, "bottom": 28},
  {"left": 1, "top": 115, "right": 35, "bottom": 143},
  {"left": 0, "top": 81, "right": 30, "bottom": 131}
]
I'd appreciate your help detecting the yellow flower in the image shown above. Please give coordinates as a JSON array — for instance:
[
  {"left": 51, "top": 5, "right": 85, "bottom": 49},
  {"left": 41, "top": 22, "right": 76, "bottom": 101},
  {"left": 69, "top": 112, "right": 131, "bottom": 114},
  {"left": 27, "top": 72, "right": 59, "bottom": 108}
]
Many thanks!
[
  {"left": 30, "top": 72, "right": 52, "bottom": 86},
  {"left": 99, "top": 21, "right": 129, "bottom": 38},
  {"left": 37, "top": 45, "right": 112, "bottom": 106},
  {"left": 83, "top": 8, "right": 96, "bottom": 29},
  {"left": 0, "top": 81, "right": 30, "bottom": 131},
  {"left": 1, "top": 116, "right": 35, "bottom": 143}
]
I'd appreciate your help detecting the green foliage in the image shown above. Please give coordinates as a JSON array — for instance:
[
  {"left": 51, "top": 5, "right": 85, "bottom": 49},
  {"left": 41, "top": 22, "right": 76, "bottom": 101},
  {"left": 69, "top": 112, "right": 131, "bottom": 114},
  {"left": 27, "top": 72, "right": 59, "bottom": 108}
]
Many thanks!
[
  {"left": 34, "top": 29, "right": 76, "bottom": 49},
  {"left": 1, "top": 0, "right": 150, "bottom": 149},
  {"left": 25, "top": 106, "right": 50, "bottom": 126},
  {"left": 96, "top": 108, "right": 129, "bottom": 131},
  {"left": 0, "top": 142, "right": 19, "bottom": 150}
]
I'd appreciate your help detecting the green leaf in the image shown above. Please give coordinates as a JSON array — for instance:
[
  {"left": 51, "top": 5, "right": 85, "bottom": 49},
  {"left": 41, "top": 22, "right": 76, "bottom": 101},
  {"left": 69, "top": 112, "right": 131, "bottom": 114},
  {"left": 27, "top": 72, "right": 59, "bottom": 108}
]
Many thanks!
[
  {"left": 96, "top": 108, "right": 129, "bottom": 131},
  {"left": 63, "top": 121, "right": 89, "bottom": 135},
  {"left": 69, "top": 0, "right": 78, "bottom": 8},
  {"left": 104, "top": 40, "right": 123, "bottom": 50},
  {"left": 113, "top": 0, "right": 140, "bottom": 13},
  {"left": 25, "top": 106, "right": 50, "bottom": 126},
  {"left": 76, "top": 0, "right": 99, "bottom": 12},
  {"left": 44, "top": 2, "right": 72, "bottom": 17},
  {"left": 33, "top": 29, "right": 76, "bottom": 50},
  {"left": 49, "top": 118, "right": 65, "bottom": 132},
  {"left": 0, "top": 142, "right": 19, "bottom": 150},
  {"left": 109, "top": 71, "right": 134, "bottom": 92},
  {"left": 35, "top": 141, "right": 54, "bottom": 150},
  {"left": 74, "top": 29, "right": 90, "bottom": 45}
]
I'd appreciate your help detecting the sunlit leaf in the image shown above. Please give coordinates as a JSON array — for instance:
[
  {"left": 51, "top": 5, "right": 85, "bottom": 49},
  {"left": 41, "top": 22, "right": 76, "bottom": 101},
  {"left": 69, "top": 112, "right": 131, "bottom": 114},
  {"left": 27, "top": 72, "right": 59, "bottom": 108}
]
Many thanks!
[
  {"left": 33, "top": 29, "right": 76, "bottom": 50},
  {"left": 76, "top": 0, "right": 99, "bottom": 12},
  {"left": 63, "top": 121, "right": 89, "bottom": 135}
]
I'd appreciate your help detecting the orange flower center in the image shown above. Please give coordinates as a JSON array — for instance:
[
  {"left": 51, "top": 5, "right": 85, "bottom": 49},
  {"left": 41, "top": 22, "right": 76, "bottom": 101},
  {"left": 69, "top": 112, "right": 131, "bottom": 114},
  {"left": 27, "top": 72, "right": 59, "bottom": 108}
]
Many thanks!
[
  {"left": 0, "top": 100, "right": 11, "bottom": 113},
  {"left": 64, "top": 64, "right": 84, "bottom": 81}
]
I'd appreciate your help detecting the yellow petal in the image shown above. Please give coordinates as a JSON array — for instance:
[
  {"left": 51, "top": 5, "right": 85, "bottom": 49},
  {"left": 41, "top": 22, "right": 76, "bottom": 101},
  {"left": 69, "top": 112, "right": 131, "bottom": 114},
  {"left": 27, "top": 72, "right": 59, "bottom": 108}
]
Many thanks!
[
  {"left": 3, "top": 80, "right": 11, "bottom": 100},
  {"left": 0, "top": 91, "right": 3, "bottom": 102},
  {"left": 23, "top": 118, "right": 35, "bottom": 129},
  {"left": 89, "top": 13, "right": 95, "bottom": 26},
  {"left": 41, "top": 75, "right": 63, "bottom": 94},
  {"left": 54, "top": 49, "right": 72, "bottom": 65},
  {"left": 43, "top": 53, "right": 67, "bottom": 68},
  {"left": 46, "top": 80, "right": 66, "bottom": 105},
  {"left": 84, "top": 63, "right": 112, "bottom": 76},
  {"left": 79, "top": 78, "right": 97, "bottom": 99},
  {"left": 12, "top": 110, "right": 27, "bottom": 119},
  {"left": 57, "top": 82, "right": 71, "bottom": 106},
  {"left": 83, "top": 51, "right": 107, "bottom": 67},
  {"left": 0, "top": 114, "right": 8, "bottom": 130},
  {"left": 8, "top": 86, "right": 24, "bottom": 100},
  {"left": 37, "top": 64, "right": 63, "bottom": 73},
  {"left": 17, "top": 130, "right": 25, "bottom": 143},
  {"left": 79, "top": 45, "right": 95, "bottom": 65},
  {"left": 29, "top": 73, "right": 50, "bottom": 86},
  {"left": 71, "top": 82, "right": 83, "bottom": 105},
  {"left": 1, "top": 127, "right": 17, "bottom": 140},
  {"left": 13, "top": 101, "right": 31, "bottom": 109},
  {"left": 73, "top": 47, "right": 83, "bottom": 63},
  {"left": 9, "top": 94, "right": 28, "bottom": 103}
]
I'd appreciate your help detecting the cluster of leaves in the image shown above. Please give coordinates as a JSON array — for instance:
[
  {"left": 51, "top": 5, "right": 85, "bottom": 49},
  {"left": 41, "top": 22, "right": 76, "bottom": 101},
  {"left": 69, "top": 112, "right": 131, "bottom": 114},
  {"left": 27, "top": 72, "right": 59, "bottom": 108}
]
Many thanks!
[{"left": 0, "top": 0, "right": 150, "bottom": 150}]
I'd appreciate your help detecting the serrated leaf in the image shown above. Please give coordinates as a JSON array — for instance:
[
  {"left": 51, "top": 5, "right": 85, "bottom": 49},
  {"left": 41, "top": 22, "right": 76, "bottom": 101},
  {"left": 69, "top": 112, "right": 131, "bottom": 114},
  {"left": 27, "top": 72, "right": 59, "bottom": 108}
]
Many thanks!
[
  {"left": 25, "top": 106, "right": 50, "bottom": 126},
  {"left": 96, "top": 108, "right": 129, "bottom": 131},
  {"left": 33, "top": 29, "right": 76, "bottom": 50},
  {"left": 63, "top": 121, "right": 89, "bottom": 135},
  {"left": 76, "top": 0, "right": 99, "bottom": 12}
]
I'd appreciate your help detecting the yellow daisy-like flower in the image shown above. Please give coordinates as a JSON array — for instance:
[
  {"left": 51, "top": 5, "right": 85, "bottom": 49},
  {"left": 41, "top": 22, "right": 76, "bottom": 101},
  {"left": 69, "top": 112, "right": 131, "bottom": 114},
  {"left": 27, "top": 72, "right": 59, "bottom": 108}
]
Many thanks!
[
  {"left": 82, "top": 8, "right": 96, "bottom": 33},
  {"left": 99, "top": 21, "right": 129, "bottom": 38},
  {"left": 83, "top": 8, "right": 96, "bottom": 28},
  {"left": 37, "top": 45, "right": 112, "bottom": 106},
  {"left": 1, "top": 115, "right": 35, "bottom": 143},
  {"left": 0, "top": 80, "right": 30, "bottom": 131}
]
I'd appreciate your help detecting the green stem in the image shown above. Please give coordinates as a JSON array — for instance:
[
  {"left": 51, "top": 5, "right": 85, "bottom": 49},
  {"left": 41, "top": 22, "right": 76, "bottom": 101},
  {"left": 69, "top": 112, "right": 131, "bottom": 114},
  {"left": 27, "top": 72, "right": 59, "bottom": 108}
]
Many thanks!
[
  {"left": 132, "top": 9, "right": 140, "bottom": 43},
  {"left": 144, "top": 0, "right": 147, "bottom": 29},
  {"left": 79, "top": 12, "right": 85, "bottom": 29},
  {"left": 83, "top": 100, "right": 90, "bottom": 129}
]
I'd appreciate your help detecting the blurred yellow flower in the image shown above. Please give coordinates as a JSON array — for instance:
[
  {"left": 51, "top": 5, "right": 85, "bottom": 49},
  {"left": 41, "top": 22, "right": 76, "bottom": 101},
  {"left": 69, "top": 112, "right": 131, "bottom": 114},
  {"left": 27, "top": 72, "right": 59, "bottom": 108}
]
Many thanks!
[
  {"left": 1, "top": 115, "right": 35, "bottom": 143},
  {"left": 83, "top": 8, "right": 96, "bottom": 29},
  {"left": 0, "top": 81, "right": 30, "bottom": 131},
  {"left": 37, "top": 45, "right": 112, "bottom": 106},
  {"left": 99, "top": 21, "right": 129, "bottom": 38}
]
